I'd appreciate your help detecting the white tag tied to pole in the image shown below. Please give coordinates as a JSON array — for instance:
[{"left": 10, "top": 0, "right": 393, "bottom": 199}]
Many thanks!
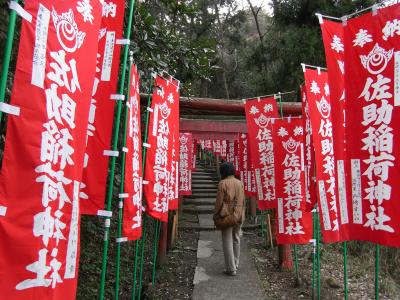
[
  {"left": 118, "top": 201, "right": 124, "bottom": 209},
  {"left": 341, "top": 16, "right": 348, "bottom": 26},
  {"left": 0, "top": 102, "right": 20, "bottom": 116},
  {"left": 316, "top": 13, "right": 323, "bottom": 24},
  {"left": 122, "top": 147, "right": 129, "bottom": 153},
  {"left": 110, "top": 94, "right": 125, "bottom": 101},
  {"left": 115, "top": 39, "right": 130, "bottom": 45},
  {"left": 147, "top": 107, "right": 153, "bottom": 112},
  {"left": 143, "top": 143, "right": 151, "bottom": 148},
  {"left": 9, "top": 1, "right": 32, "bottom": 23},
  {"left": 116, "top": 237, "right": 128, "bottom": 243},
  {"left": 103, "top": 150, "right": 119, "bottom": 157},
  {"left": 142, "top": 180, "right": 149, "bottom": 185},
  {"left": 301, "top": 63, "right": 306, "bottom": 73},
  {"left": 104, "top": 219, "right": 111, "bottom": 228},
  {"left": 0, "top": 206, "right": 7, "bottom": 217},
  {"left": 118, "top": 193, "right": 128, "bottom": 199},
  {"left": 97, "top": 210, "right": 113, "bottom": 218}
]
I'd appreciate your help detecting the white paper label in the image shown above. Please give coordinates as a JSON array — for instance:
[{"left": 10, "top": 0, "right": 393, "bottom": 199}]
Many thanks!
[
  {"left": 152, "top": 104, "right": 159, "bottom": 137},
  {"left": 318, "top": 180, "right": 332, "bottom": 230},
  {"left": 278, "top": 198, "right": 284, "bottom": 234},
  {"left": 255, "top": 169, "right": 263, "bottom": 201},
  {"left": 64, "top": 181, "right": 80, "bottom": 279},
  {"left": 101, "top": 31, "right": 116, "bottom": 81},
  {"left": 337, "top": 160, "right": 349, "bottom": 224},
  {"left": 394, "top": 51, "right": 400, "bottom": 106},
  {"left": 351, "top": 159, "right": 362, "bottom": 224},
  {"left": 31, "top": 4, "right": 50, "bottom": 88}
]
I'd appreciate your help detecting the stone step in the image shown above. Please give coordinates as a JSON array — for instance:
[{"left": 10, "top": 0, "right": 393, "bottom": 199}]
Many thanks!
[
  {"left": 192, "top": 188, "right": 217, "bottom": 193},
  {"left": 191, "top": 179, "right": 219, "bottom": 184},
  {"left": 180, "top": 214, "right": 260, "bottom": 231},
  {"left": 190, "top": 193, "right": 216, "bottom": 198},
  {"left": 191, "top": 183, "right": 217, "bottom": 188},
  {"left": 192, "top": 174, "right": 218, "bottom": 179},
  {"left": 183, "top": 205, "right": 214, "bottom": 214},
  {"left": 184, "top": 198, "right": 215, "bottom": 206}
]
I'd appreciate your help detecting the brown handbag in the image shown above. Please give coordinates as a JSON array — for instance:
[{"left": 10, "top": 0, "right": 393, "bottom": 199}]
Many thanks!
[{"left": 213, "top": 192, "right": 239, "bottom": 230}]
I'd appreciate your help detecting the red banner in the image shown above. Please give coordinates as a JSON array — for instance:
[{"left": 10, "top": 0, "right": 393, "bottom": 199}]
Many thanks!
[
  {"left": 234, "top": 140, "right": 240, "bottom": 175},
  {"left": 192, "top": 139, "right": 197, "bottom": 170},
  {"left": 167, "top": 79, "right": 180, "bottom": 211},
  {"left": 344, "top": 4, "right": 400, "bottom": 247},
  {"left": 320, "top": 18, "right": 350, "bottom": 234},
  {"left": 0, "top": 1, "right": 102, "bottom": 298},
  {"left": 122, "top": 64, "right": 142, "bottom": 241},
  {"left": 81, "top": 0, "right": 125, "bottom": 215},
  {"left": 143, "top": 76, "right": 175, "bottom": 222},
  {"left": 238, "top": 133, "right": 250, "bottom": 195},
  {"left": 212, "top": 139, "right": 221, "bottom": 156},
  {"left": 220, "top": 140, "right": 227, "bottom": 159},
  {"left": 226, "top": 140, "right": 235, "bottom": 164},
  {"left": 272, "top": 118, "right": 313, "bottom": 244},
  {"left": 179, "top": 133, "right": 193, "bottom": 195},
  {"left": 244, "top": 97, "right": 279, "bottom": 209},
  {"left": 301, "top": 85, "right": 317, "bottom": 212},
  {"left": 303, "top": 67, "right": 342, "bottom": 243},
  {"left": 204, "top": 139, "right": 212, "bottom": 151}
]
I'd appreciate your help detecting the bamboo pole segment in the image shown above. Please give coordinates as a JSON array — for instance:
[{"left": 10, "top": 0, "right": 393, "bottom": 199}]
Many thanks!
[
  {"left": 0, "top": 0, "right": 19, "bottom": 122},
  {"left": 316, "top": 210, "right": 321, "bottom": 299},
  {"left": 114, "top": 53, "right": 134, "bottom": 300},
  {"left": 151, "top": 219, "right": 161, "bottom": 285},
  {"left": 312, "top": 210, "right": 317, "bottom": 299},
  {"left": 98, "top": 1, "right": 136, "bottom": 298},
  {"left": 294, "top": 244, "right": 299, "bottom": 282},
  {"left": 131, "top": 240, "right": 140, "bottom": 300},
  {"left": 344, "top": 241, "right": 348, "bottom": 300},
  {"left": 137, "top": 75, "right": 155, "bottom": 299}
]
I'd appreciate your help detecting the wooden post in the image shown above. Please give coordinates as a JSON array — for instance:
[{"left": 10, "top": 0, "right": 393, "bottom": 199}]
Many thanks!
[
  {"left": 170, "top": 210, "right": 179, "bottom": 248},
  {"left": 216, "top": 156, "right": 220, "bottom": 179},
  {"left": 278, "top": 244, "right": 294, "bottom": 271},
  {"left": 157, "top": 220, "right": 168, "bottom": 267}
]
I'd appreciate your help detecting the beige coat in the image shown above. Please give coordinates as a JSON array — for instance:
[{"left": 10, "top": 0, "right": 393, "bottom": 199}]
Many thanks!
[{"left": 213, "top": 175, "right": 245, "bottom": 224}]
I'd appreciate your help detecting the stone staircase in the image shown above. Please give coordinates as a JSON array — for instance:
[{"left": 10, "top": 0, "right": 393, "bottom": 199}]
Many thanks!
[{"left": 181, "top": 160, "right": 258, "bottom": 230}]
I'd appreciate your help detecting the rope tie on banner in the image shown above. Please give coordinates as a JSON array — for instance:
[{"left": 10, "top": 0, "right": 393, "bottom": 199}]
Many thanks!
[
  {"left": 0, "top": 205, "right": 7, "bottom": 217},
  {"left": 0, "top": 102, "right": 20, "bottom": 116},
  {"left": 118, "top": 193, "right": 128, "bottom": 199},
  {"left": 301, "top": 63, "right": 327, "bottom": 72},
  {"left": 143, "top": 143, "right": 151, "bottom": 148},
  {"left": 9, "top": 1, "right": 32, "bottom": 23},
  {"left": 116, "top": 237, "right": 128, "bottom": 243},
  {"left": 103, "top": 150, "right": 119, "bottom": 157},
  {"left": 142, "top": 180, "right": 149, "bottom": 185},
  {"left": 146, "top": 107, "right": 153, "bottom": 112},
  {"left": 115, "top": 39, "right": 131, "bottom": 45},
  {"left": 122, "top": 147, "right": 129, "bottom": 153},
  {"left": 110, "top": 94, "right": 125, "bottom": 101}
]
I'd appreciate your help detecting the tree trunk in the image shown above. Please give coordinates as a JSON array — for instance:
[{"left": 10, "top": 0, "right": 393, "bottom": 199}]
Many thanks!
[{"left": 278, "top": 244, "right": 293, "bottom": 271}]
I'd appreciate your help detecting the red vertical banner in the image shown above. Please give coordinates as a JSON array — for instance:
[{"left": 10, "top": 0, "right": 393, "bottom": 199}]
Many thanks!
[
  {"left": 320, "top": 18, "right": 350, "bottom": 234},
  {"left": 212, "top": 139, "right": 221, "bottom": 156},
  {"left": 80, "top": 0, "right": 125, "bottom": 215},
  {"left": 234, "top": 140, "right": 240, "bottom": 175},
  {"left": 143, "top": 76, "right": 176, "bottom": 222},
  {"left": 0, "top": 1, "right": 102, "bottom": 298},
  {"left": 344, "top": 4, "right": 400, "bottom": 247},
  {"left": 122, "top": 64, "right": 142, "bottom": 241},
  {"left": 205, "top": 139, "right": 212, "bottom": 151},
  {"left": 226, "top": 140, "right": 235, "bottom": 164},
  {"left": 272, "top": 119, "right": 313, "bottom": 244},
  {"left": 179, "top": 133, "right": 193, "bottom": 196},
  {"left": 303, "top": 67, "right": 342, "bottom": 243},
  {"left": 301, "top": 85, "right": 317, "bottom": 212},
  {"left": 167, "top": 79, "right": 180, "bottom": 211},
  {"left": 244, "top": 97, "right": 279, "bottom": 210},
  {"left": 220, "top": 140, "right": 227, "bottom": 159},
  {"left": 192, "top": 139, "right": 197, "bottom": 170},
  {"left": 238, "top": 133, "right": 250, "bottom": 195}
]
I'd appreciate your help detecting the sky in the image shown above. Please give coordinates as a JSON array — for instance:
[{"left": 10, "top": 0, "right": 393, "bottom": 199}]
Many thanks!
[{"left": 238, "top": 0, "right": 273, "bottom": 14}]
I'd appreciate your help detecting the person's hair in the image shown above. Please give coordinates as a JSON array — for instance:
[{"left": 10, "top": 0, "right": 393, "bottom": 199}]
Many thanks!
[{"left": 220, "top": 162, "right": 235, "bottom": 179}]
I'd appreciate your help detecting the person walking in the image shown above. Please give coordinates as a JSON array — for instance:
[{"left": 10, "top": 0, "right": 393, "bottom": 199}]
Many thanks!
[{"left": 213, "top": 162, "right": 245, "bottom": 276}]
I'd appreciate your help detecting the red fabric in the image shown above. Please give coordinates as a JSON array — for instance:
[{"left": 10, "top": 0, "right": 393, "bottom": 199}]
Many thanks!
[
  {"left": 244, "top": 97, "right": 279, "bottom": 210},
  {"left": 192, "top": 139, "right": 197, "bottom": 170},
  {"left": 167, "top": 79, "right": 180, "bottom": 211},
  {"left": 344, "top": 5, "right": 400, "bottom": 247},
  {"left": 320, "top": 19, "right": 350, "bottom": 237},
  {"left": 212, "top": 139, "right": 221, "bottom": 156},
  {"left": 226, "top": 140, "right": 235, "bottom": 164},
  {"left": 238, "top": 133, "right": 250, "bottom": 195},
  {"left": 204, "top": 139, "right": 212, "bottom": 151},
  {"left": 272, "top": 119, "right": 313, "bottom": 245},
  {"left": 80, "top": 0, "right": 125, "bottom": 215},
  {"left": 304, "top": 67, "right": 342, "bottom": 243},
  {"left": 301, "top": 85, "right": 317, "bottom": 212},
  {"left": 234, "top": 140, "right": 240, "bottom": 176},
  {"left": 179, "top": 133, "right": 193, "bottom": 196},
  {"left": 143, "top": 77, "right": 175, "bottom": 221},
  {"left": 122, "top": 64, "right": 142, "bottom": 241},
  {"left": 220, "top": 140, "right": 227, "bottom": 159},
  {"left": 0, "top": 1, "right": 102, "bottom": 298}
]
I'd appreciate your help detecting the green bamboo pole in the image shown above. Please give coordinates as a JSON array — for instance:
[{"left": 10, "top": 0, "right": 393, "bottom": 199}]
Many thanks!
[
  {"left": 115, "top": 54, "right": 134, "bottom": 300},
  {"left": 278, "top": 92, "right": 283, "bottom": 118},
  {"left": 344, "top": 241, "right": 348, "bottom": 300},
  {"left": 375, "top": 244, "right": 380, "bottom": 300},
  {"left": 312, "top": 209, "right": 316, "bottom": 298},
  {"left": 136, "top": 75, "right": 155, "bottom": 299},
  {"left": 0, "top": 0, "right": 19, "bottom": 122},
  {"left": 316, "top": 210, "right": 321, "bottom": 300},
  {"left": 99, "top": 1, "right": 136, "bottom": 299}
]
